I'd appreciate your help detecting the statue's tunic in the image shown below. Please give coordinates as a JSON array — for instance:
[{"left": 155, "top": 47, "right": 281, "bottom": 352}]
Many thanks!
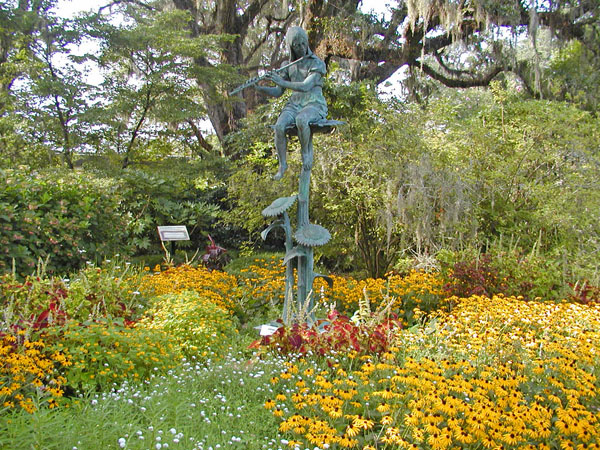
[{"left": 280, "top": 51, "right": 328, "bottom": 120}]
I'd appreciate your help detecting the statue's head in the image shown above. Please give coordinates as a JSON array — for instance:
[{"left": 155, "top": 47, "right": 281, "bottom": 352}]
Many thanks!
[{"left": 286, "top": 26, "right": 309, "bottom": 59}]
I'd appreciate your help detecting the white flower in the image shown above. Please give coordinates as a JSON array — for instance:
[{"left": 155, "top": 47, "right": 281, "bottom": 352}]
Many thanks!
[{"left": 118, "top": 438, "right": 126, "bottom": 448}]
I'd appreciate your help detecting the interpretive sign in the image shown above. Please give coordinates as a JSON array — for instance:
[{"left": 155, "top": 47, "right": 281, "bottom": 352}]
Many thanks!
[
  {"left": 254, "top": 322, "right": 282, "bottom": 336},
  {"left": 157, "top": 226, "right": 190, "bottom": 242}
]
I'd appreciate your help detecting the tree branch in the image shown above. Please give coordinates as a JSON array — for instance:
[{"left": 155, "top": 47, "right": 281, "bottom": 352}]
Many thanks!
[
  {"left": 418, "top": 61, "right": 504, "bottom": 88},
  {"left": 434, "top": 51, "right": 472, "bottom": 76},
  {"left": 239, "top": 0, "right": 271, "bottom": 35},
  {"left": 186, "top": 119, "right": 214, "bottom": 154},
  {"left": 98, "top": 0, "right": 154, "bottom": 14}
]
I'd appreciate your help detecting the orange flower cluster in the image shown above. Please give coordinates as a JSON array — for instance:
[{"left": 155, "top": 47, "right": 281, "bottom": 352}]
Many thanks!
[
  {"left": 318, "top": 270, "right": 446, "bottom": 314},
  {"left": 0, "top": 335, "right": 70, "bottom": 412},
  {"left": 237, "top": 257, "right": 286, "bottom": 306},
  {"left": 225, "top": 255, "right": 448, "bottom": 321},
  {"left": 139, "top": 265, "right": 238, "bottom": 314}
]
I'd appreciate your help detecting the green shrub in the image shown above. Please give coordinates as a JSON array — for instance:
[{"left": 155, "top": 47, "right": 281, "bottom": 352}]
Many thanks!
[
  {"left": 139, "top": 290, "right": 237, "bottom": 358},
  {"left": 0, "top": 168, "right": 129, "bottom": 276},
  {"left": 65, "top": 258, "right": 148, "bottom": 322},
  {"left": 439, "top": 248, "right": 564, "bottom": 300},
  {"left": 43, "top": 319, "right": 181, "bottom": 392},
  {"left": 116, "top": 168, "right": 222, "bottom": 255}
]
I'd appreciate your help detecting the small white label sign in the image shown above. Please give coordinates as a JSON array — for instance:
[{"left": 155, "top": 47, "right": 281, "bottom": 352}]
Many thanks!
[
  {"left": 157, "top": 226, "right": 190, "bottom": 241},
  {"left": 259, "top": 325, "right": 280, "bottom": 336}
]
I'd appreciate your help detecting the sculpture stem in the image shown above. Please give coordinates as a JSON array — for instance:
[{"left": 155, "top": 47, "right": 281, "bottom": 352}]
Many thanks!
[
  {"left": 282, "top": 212, "right": 294, "bottom": 325},
  {"left": 297, "top": 132, "right": 315, "bottom": 321}
]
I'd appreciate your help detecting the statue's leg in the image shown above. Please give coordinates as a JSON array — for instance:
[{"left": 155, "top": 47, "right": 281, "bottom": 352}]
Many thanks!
[
  {"left": 273, "top": 110, "right": 295, "bottom": 180},
  {"left": 295, "top": 107, "right": 319, "bottom": 172}
]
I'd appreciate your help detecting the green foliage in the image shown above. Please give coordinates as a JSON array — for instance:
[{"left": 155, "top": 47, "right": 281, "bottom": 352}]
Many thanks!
[
  {"left": 86, "top": 8, "right": 233, "bottom": 166},
  {"left": 227, "top": 82, "right": 599, "bottom": 281},
  {"left": 0, "top": 169, "right": 129, "bottom": 276},
  {"left": 65, "top": 258, "right": 147, "bottom": 322},
  {"left": 116, "top": 166, "right": 222, "bottom": 255},
  {"left": 43, "top": 319, "right": 181, "bottom": 392},
  {"left": 546, "top": 39, "right": 600, "bottom": 113},
  {"left": 439, "top": 248, "right": 564, "bottom": 300},
  {"left": 140, "top": 291, "right": 237, "bottom": 358},
  {"left": 426, "top": 87, "right": 600, "bottom": 279}
]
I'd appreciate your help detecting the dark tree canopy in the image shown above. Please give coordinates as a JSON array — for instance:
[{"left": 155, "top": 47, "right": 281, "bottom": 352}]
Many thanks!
[{"left": 149, "top": 0, "right": 598, "bottom": 145}]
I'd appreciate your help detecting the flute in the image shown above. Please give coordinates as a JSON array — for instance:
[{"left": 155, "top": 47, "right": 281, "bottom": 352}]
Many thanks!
[{"left": 228, "top": 56, "right": 308, "bottom": 96}]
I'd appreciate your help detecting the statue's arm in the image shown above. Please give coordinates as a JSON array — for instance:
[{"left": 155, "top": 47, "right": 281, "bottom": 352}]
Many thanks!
[
  {"left": 265, "top": 72, "right": 320, "bottom": 93},
  {"left": 254, "top": 84, "right": 285, "bottom": 97}
]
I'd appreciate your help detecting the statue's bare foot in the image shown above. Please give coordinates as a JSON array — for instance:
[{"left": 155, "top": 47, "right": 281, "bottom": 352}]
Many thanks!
[{"left": 273, "top": 165, "right": 287, "bottom": 180}]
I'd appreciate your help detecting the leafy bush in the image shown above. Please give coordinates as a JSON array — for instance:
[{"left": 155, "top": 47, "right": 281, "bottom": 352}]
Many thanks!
[
  {"left": 139, "top": 291, "right": 237, "bottom": 357},
  {"left": 43, "top": 319, "right": 180, "bottom": 392},
  {"left": 0, "top": 169, "right": 129, "bottom": 276},
  {"left": 65, "top": 258, "right": 147, "bottom": 323},
  {"left": 116, "top": 168, "right": 222, "bottom": 255},
  {"left": 259, "top": 310, "right": 402, "bottom": 359},
  {"left": 440, "top": 249, "right": 564, "bottom": 300}
]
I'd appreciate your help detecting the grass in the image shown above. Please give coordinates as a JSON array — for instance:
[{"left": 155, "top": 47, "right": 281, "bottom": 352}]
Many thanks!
[{"left": 0, "top": 346, "right": 287, "bottom": 450}]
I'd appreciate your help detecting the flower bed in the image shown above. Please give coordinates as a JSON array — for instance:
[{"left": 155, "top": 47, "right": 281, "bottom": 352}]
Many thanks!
[{"left": 267, "top": 295, "right": 600, "bottom": 449}]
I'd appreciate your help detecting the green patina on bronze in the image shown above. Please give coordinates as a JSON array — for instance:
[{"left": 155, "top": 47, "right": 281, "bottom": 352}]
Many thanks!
[{"left": 256, "top": 26, "right": 344, "bottom": 324}]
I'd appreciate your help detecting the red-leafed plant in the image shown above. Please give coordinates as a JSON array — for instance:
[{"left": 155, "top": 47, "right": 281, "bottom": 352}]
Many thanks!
[
  {"left": 201, "top": 235, "right": 230, "bottom": 271},
  {"left": 569, "top": 280, "right": 600, "bottom": 305},
  {"left": 1, "top": 273, "right": 69, "bottom": 336},
  {"left": 258, "top": 309, "right": 402, "bottom": 358}
]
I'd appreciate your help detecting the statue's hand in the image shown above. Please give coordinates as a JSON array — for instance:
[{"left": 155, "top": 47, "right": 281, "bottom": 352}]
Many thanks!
[{"left": 265, "top": 72, "right": 284, "bottom": 86}]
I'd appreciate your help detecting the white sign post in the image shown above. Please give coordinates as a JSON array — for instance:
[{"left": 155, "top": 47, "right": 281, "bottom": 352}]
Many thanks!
[{"left": 157, "top": 226, "right": 190, "bottom": 262}]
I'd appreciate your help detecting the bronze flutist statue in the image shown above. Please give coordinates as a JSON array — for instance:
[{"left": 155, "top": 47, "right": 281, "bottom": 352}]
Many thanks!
[
  {"left": 232, "top": 26, "right": 338, "bottom": 324},
  {"left": 231, "top": 26, "right": 328, "bottom": 181}
]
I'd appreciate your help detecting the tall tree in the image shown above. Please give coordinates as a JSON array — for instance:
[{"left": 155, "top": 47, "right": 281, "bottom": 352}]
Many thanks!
[
  {"left": 0, "top": 0, "right": 58, "bottom": 96},
  {"left": 88, "top": 7, "right": 225, "bottom": 167},
  {"left": 19, "top": 15, "right": 91, "bottom": 168},
  {"left": 166, "top": 0, "right": 297, "bottom": 148}
]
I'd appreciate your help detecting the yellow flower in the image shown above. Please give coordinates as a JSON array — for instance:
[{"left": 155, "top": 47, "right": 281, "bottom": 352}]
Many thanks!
[
  {"left": 345, "top": 425, "right": 360, "bottom": 437},
  {"left": 380, "top": 415, "right": 393, "bottom": 426}
]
